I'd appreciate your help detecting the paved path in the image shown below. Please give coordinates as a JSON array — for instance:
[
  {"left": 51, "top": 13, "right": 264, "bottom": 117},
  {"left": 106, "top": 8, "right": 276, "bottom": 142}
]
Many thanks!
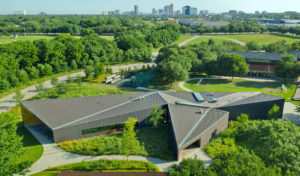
[
  {"left": 25, "top": 124, "right": 213, "bottom": 175},
  {"left": 178, "top": 35, "right": 200, "bottom": 47},
  {"left": 200, "top": 35, "right": 246, "bottom": 46}
]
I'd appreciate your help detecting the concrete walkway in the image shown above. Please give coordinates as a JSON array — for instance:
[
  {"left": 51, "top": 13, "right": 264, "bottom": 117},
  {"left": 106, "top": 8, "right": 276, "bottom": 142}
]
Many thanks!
[
  {"left": 25, "top": 124, "right": 213, "bottom": 175},
  {"left": 178, "top": 35, "right": 200, "bottom": 47}
]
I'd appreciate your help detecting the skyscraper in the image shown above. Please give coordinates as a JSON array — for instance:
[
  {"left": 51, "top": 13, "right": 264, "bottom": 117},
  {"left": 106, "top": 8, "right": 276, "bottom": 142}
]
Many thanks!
[
  {"left": 134, "top": 5, "right": 139, "bottom": 15},
  {"left": 152, "top": 8, "right": 158, "bottom": 15},
  {"left": 182, "top": 6, "right": 197, "bottom": 15},
  {"left": 164, "top": 4, "right": 174, "bottom": 15}
]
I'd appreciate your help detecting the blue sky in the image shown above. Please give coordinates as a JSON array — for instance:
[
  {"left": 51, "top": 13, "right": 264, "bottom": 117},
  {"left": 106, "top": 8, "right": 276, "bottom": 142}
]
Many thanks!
[{"left": 1, "top": 0, "right": 300, "bottom": 14}]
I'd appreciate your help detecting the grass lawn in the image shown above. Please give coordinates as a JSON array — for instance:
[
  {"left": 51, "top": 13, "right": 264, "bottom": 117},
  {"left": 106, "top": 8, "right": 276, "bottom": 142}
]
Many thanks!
[
  {"left": 206, "top": 34, "right": 300, "bottom": 45},
  {"left": 187, "top": 36, "right": 229, "bottom": 45},
  {"left": 99, "top": 35, "right": 114, "bottom": 41},
  {"left": 0, "top": 35, "right": 55, "bottom": 44},
  {"left": 184, "top": 78, "right": 297, "bottom": 103},
  {"left": 31, "top": 171, "right": 59, "bottom": 176}
]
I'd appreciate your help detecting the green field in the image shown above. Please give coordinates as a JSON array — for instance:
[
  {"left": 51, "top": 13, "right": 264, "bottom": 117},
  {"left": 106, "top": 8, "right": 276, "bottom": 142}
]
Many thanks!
[
  {"left": 0, "top": 35, "right": 114, "bottom": 44},
  {"left": 99, "top": 35, "right": 114, "bottom": 41},
  {"left": 0, "top": 35, "right": 55, "bottom": 44},
  {"left": 184, "top": 78, "right": 296, "bottom": 102},
  {"left": 187, "top": 36, "right": 229, "bottom": 45},
  {"left": 206, "top": 34, "right": 300, "bottom": 45}
]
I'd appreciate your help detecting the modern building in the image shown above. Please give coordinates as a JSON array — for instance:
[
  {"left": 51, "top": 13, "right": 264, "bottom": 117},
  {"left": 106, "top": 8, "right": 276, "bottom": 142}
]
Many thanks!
[
  {"left": 199, "top": 10, "right": 209, "bottom": 15},
  {"left": 158, "top": 9, "right": 164, "bottom": 15},
  {"left": 228, "top": 51, "right": 300, "bottom": 77},
  {"left": 134, "top": 5, "right": 139, "bottom": 15},
  {"left": 102, "top": 10, "right": 120, "bottom": 15},
  {"left": 228, "top": 10, "right": 238, "bottom": 15},
  {"left": 21, "top": 91, "right": 284, "bottom": 160},
  {"left": 255, "top": 11, "right": 260, "bottom": 15},
  {"left": 164, "top": 4, "right": 174, "bottom": 15},
  {"left": 177, "top": 18, "right": 230, "bottom": 27},
  {"left": 182, "top": 6, "right": 198, "bottom": 15},
  {"left": 14, "top": 10, "right": 26, "bottom": 15},
  {"left": 152, "top": 8, "right": 158, "bottom": 15}
]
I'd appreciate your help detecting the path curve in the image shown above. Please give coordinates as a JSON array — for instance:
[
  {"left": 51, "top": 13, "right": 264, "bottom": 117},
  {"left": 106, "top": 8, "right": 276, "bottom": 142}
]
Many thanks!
[{"left": 200, "top": 35, "right": 246, "bottom": 46}]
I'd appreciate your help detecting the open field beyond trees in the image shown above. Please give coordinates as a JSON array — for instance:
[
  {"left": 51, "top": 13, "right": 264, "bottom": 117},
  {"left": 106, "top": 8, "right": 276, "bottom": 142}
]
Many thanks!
[{"left": 206, "top": 34, "right": 300, "bottom": 45}]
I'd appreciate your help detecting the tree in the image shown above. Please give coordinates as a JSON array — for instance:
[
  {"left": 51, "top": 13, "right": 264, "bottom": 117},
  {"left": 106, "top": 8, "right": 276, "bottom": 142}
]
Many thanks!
[
  {"left": 13, "top": 90, "right": 25, "bottom": 104},
  {"left": 275, "top": 55, "right": 299, "bottom": 81},
  {"left": 217, "top": 53, "right": 248, "bottom": 78},
  {"left": 84, "top": 65, "right": 94, "bottom": 78},
  {"left": 267, "top": 104, "right": 281, "bottom": 120},
  {"left": 147, "top": 106, "right": 165, "bottom": 128},
  {"left": 156, "top": 60, "right": 189, "bottom": 84},
  {"left": 94, "top": 62, "right": 105, "bottom": 78},
  {"left": 121, "top": 117, "right": 140, "bottom": 161},
  {"left": 56, "top": 82, "right": 70, "bottom": 94},
  {"left": 35, "top": 82, "right": 45, "bottom": 92},
  {"left": 237, "top": 114, "right": 249, "bottom": 124},
  {"left": 169, "top": 157, "right": 207, "bottom": 176},
  {"left": 51, "top": 77, "right": 59, "bottom": 86},
  {"left": 67, "top": 75, "right": 73, "bottom": 83},
  {"left": 0, "top": 113, "right": 31, "bottom": 176},
  {"left": 208, "top": 148, "right": 280, "bottom": 176},
  {"left": 76, "top": 75, "right": 82, "bottom": 86},
  {"left": 246, "top": 41, "right": 261, "bottom": 51}
]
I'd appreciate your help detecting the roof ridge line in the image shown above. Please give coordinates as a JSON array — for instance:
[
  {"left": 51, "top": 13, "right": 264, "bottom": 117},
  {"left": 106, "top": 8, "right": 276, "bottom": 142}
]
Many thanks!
[
  {"left": 53, "top": 92, "right": 156, "bottom": 130},
  {"left": 178, "top": 108, "right": 211, "bottom": 149},
  {"left": 182, "top": 110, "right": 228, "bottom": 149}
]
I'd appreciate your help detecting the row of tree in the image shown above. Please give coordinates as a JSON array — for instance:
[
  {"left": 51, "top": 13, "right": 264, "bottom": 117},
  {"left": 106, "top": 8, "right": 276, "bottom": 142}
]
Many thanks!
[
  {"left": 155, "top": 42, "right": 249, "bottom": 84},
  {"left": 0, "top": 33, "right": 151, "bottom": 91},
  {"left": 246, "top": 40, "right": 300, "bottom": 53}
]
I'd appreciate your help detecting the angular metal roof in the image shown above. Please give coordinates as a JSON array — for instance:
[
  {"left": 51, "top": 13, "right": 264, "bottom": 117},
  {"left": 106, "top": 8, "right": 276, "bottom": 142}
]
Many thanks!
[{"left": 21, "top": 91, "right": 284, "bottom": 150}]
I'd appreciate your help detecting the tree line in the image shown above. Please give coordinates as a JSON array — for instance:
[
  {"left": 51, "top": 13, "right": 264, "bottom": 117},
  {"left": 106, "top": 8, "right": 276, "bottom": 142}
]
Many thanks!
[
  {"left": 0, "top": 21, "right": 180, "bottom": 92},
  {"left": 155, "top": 41, "right": 249, "bottom": 84}
]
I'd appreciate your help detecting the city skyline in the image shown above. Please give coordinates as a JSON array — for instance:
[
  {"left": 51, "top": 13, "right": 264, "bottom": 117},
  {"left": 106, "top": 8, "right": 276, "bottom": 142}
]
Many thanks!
[{"left": 1, "top": 0, "right": 300, "bottom": 14}]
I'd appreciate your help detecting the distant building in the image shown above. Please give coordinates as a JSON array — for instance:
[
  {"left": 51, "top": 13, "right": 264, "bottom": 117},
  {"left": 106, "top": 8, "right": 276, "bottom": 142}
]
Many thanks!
[
  {"left": 134, "top": 5, "right": 139, "bottom": 15},
  {"left": 228, "top": 10, "right": 238, "bottom": 15},
  {"left": 262, "top": 11, "right": 268, "bottom": 14},
  {"left": 40, "top": 12, "right": 47, "bottom": 15},
  {"left": 158, "top": 9, "right": 164, "bottom": 15},
  {"left": 102, "top": 10, "right": 120, "bottom": 15},
  {"left": 14, "top": 10, "right": 26, "bottom": 15},
  {"left": 152, "top": 8, "right": 158, "bottom": 15},
  {"left": 175, "top": 10, "right": 181, "bottom": 15},
  {"left": 164, "top": 4, "right": 174, "bottom": 15},
  {"left": 238, "top": 11, "right": 245, "bottom": 14},
  {"left": 285, "top": 11, "right": 297, "bottom": 14},
  {"left": 182, "top": 6, "right": 198, "bottom": 15},
  {"left": 115, "top": 10, "right": 121, "bottom": 15},
  {"left": 199, "top": 10, "right": 209, "bottom": 15},
  {"left": 255, "top": 11, "right": 260, "bottom": 15}
]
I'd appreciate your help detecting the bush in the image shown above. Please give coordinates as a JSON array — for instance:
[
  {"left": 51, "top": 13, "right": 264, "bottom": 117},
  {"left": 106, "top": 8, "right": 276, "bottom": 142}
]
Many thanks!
[{"left": 47, "top": 159, "right": 159, "bottom": 172}]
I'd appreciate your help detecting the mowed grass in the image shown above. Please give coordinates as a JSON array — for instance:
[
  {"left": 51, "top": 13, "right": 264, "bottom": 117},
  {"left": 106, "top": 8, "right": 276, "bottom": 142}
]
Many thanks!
[
  {"left": 0, "top": 35, "right": 55, "bottom": 44},
  {"left": 184, "top": 78, "right": 296, "bottom": 101},
  {"left": 0, "top": 35, "right": 114, "bottom": 44},
  {"left": 187, "top": 36, "right": 229, "bottom": 45},
  {"left": 206, "top": 34, "right": 300, "bottom": 45},
  {"left": 99, "top": 35, "right": 114, "bottom": 41}
]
